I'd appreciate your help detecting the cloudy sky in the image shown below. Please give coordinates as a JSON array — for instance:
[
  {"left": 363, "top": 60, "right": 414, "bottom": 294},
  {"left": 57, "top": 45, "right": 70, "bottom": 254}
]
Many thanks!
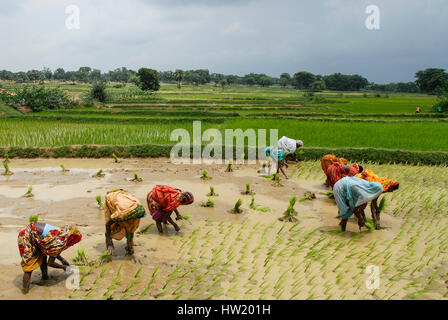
[{"left": 0, "top": 0, "right": 447, "bottom": 83}]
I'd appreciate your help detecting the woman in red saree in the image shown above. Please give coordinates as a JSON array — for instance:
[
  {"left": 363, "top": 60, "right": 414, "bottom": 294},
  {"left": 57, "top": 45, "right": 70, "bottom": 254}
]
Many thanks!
[{"left": 147, "top": 185, "right": 194, "bottom": 234}]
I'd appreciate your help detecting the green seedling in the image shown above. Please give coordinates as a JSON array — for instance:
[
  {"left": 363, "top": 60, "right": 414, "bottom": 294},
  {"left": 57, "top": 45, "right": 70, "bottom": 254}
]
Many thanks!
[
  {"left": 207, "top": 186, "right": 218, "bottom": 197},
  {"left": 96, "top": 195, "right": 104, "bottom": 209},
  {"left": 279, "top": 196, "right": 298, "bottom": 222},
  {"left": 2, "top": 159, "right": 12, "bottom": 176},
  {"left": 225, "top": 161, "right": 233, "bottom": 172},
  {"left": 299, "top": 192, "right": 316, "bottom": 202},
  {"left": 130, "top": 172, "right": 143, "bottom": 182},
  {"left": 72, "top": 248, "right": 89, "bottom": 266},
  {"left": 242, "top": 183, "right": 255, "bottom": 195},
  {"left": 60, "top": 164, "right": 69, "bottom": 172},
  {"left": 201, "top": 198, "right": 215, "bottom": 208},
  {"left": 98, "top": 251, "right": 112, "bottom": 264},
  {"left": 112, "top": 153, "right": 119, "bottom": 163},
  {"left": 364, "top": 218, "right": 375, "bottom": 231},
  {"left": 230, "top": 199, "right": 243, "bottom": 214},
  {"left": 272, "top": 173, "right": 281, "bottom": 186},
  {"left": 249, "top": 196, "right": 271, "bottom": 212},
  {"left": 23, "top": 186, "right": 34, "bottom": 198},
  {"left": 377, "top": 197, "right": 387, "bottom": 215},
  {"left": 29, "top": 215, "right": 39, "bottom": 223},
  {"left": 325, "top": 191, "right": 334, "bottom": 199},
  {"left": 138, "top": 223, "right": 154, "bottom": 234},
  {"left": 93, "top": 169, "right": 105, "bottom": 178},
  {"left": 200, "top": 169, "right": 211, "bottom": 180}
]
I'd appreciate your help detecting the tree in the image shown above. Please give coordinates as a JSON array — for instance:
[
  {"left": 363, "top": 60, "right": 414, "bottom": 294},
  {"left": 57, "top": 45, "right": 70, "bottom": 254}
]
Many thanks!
[
  {"left": 293, "top": 71, "right": 316, "bottom": 90},
  {"left": 259, "top": 76, "right": 273, "bottom": 87},
  {"left": 89, "top": 69, "right": 102, "bottom": 83},
  {"left": 42, "top": 68, "right": 52, "bottom": 81},
  {"left": 174, "top": 69, "right": 184, "bottom": 89},
  {"left": 136, "top": 68, "right": 160, "bottom": 91},
  {"left": 280, "top": 73, "right": 291, "bottom": 88},
  {"left": 220, "top": 79, "right": 227, "bottom": 90},
  {"left": 310, "top": 80, "right": 326, "bottom": 92},
  {"left": 415, "top": 68, "right": 448, "bottom": 94},
  {"left": 90, "top": 82, "right": 108, "bottom": 102},
  {"left": 53, "top": 68, "right": 66, "bottom": 81}
]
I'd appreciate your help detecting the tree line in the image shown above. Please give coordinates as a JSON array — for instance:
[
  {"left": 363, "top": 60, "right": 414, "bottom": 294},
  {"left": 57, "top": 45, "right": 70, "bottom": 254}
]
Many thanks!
[{"left": 1, "top": 66, "right": 447, "bottom": 94}]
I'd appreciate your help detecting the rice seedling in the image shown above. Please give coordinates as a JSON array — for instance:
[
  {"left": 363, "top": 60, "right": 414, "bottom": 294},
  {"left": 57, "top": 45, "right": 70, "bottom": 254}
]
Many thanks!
[
  {"left": 138, "top": 266, "right": 159, "bottom": 300},
  {"left": 130, "top": 172, "right": 143, "bottom": 182},
  {"left": 242, "top": 183, "right": 255, "bottom": 195},
  {"left": 206, "top": 186, "right": 218, "bottom": 197},
  {"left": 112, "top": 153, "right": 119, "bottom": 163},
  {"left": 272, "top": 173, "right": 281, "bottom": 186},
  {"left": 230, "top": 199, "right": 243, "bottom": 214},
  {"left": 98, "top": 251, "right": 112, "bottom": 264},
  {"left": 279, "top": 196, "right": 298, "bottom": 222},
  {"left": 102, "top": 264, "right": 123, "bottom": 300},
  {"left": 299, "top": 192, "right": 316, "bottom": 202},
  {"left": 72, "top": 248, "right": 89, "bottom": 266},
  {"left": 28, "top": 215, "right": 39, "bottom": 223},
  {"left": 200, "top": 198, "right": 215, "bottom": 208},
  {"left": 2, "top": 158, "right": 12, "bottom": 175},
  {"left": 138, "top": 223, "right": 154, "bottom": 234},
  {"left": 96, "top": 195, "right": 104, "bottom": 209},
  {"left": 225, "top": 161, "right": 233, "bottom": 172},
  {"left": 23, "top": 186, "right": 34, "bottom": 198},
  {"left": 200, "top": 169, "right": 211, "bottom": 180},
  {"left": 325, "top": 191, "right": 334, "bottom": 199},
  {"left": 60, "top": 164, "right": 69, "bottom": 172},
  {"left": 93, "top": 169, "right": 105, "bottom": 178},
  {"left": 249, "top": 196, "right": 271, "bottom": 212}
]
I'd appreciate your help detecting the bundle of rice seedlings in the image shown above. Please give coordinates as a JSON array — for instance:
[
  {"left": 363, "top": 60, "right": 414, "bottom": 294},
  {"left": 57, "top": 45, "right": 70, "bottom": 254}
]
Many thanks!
[
  {"left": 112, "top": 153, "right": 119, "bottom": 163},
  {"left": 225, "top": 161, "right": 233, "bottom": 172},
  {"left": 93, "top": 169, "right": 105, "bottom": 178},
  {"left": 325, "top": 191, "right": 334, "bottom": 199},
  {"left": 200, "top": 169, "right": 211, "bottom": 180},
  {"left": 96, "top": 195, "right": 104, "bottom": 209},
  {"left": 23, "top": 186, "right": 34, "bottom": 198},
  {"left": 98, "top": 251, "right": 112, "bottom": 264},
  {"left": 272, "top": 173, "right": 281, "bottom": 186},
  {"left": 201, "top": 198, "right": 215, "bottom": 208},
  {"left": 299, "top": 191, "right": 316, "bottom": 202},
  {"left": 130, "top": 172, "right": 143, "bottom": 182},
  {"left": 29, "top": 215, "right": 39, "bottom": 223},
  {"left": 279, "top": 196, "right": 298, "bottom": 222},
  {"left": 249, "top": 196, "right": 271, "bottom": 212},
  {"left": 207, "top": 186, "right": 218, "bottom": 197},
  {"left": 2, "top": 158, "right": 12, "bottom": 176},
  {"left": 72, "top": 248, "right": 89, "bottom": 266},
  {"left": 60, "top": 164, "right": 69, "bottom": 172},
  {"left": 230, "top": 199, "right": 243, "bottom": 214}
]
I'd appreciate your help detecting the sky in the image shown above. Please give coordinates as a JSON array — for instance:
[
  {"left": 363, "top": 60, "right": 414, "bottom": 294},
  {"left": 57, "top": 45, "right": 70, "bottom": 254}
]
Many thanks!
[{"left": 0, "top": 0, "right": 447, "bottom": 83}]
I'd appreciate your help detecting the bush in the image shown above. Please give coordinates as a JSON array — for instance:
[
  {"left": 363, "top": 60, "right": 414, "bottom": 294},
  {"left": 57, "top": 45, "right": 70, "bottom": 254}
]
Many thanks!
[
  {"left": 0, "top": 85, "right": 76, "bottom": 112},
  {"left": 90, "top": 82, "right": 108, "bottom": 103}
]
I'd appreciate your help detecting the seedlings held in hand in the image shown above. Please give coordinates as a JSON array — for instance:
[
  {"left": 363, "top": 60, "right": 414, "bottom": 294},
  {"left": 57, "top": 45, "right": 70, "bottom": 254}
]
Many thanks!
[
  {"left": 201, "top": 198, "right": 215, "bottom": 208},
  {"left": 130, "top": 172, "right": 143, "bottom": 182},
  {"left": 279, "top": 196, "right": 298, "bottom": 222},
  {"left": 96, "top": 195, "right": 104, "bottom": 209},
  {"left": 230, "top": 199, "right": 243, "bottom": 214},
  {"left": 93, "top": 169, "right": 105, "bottom": 178},
  {"left": 23, "top": 186, "right": 34, "bottom": 198},
  {"left": 200, "top": 169, "right": 212, "bottom": 180},
  {"left": 207, "top": 186, "right": 218, "bottom": 197},
  {"left": 29, "top": 215, "right": 39, "bottom": 223}
]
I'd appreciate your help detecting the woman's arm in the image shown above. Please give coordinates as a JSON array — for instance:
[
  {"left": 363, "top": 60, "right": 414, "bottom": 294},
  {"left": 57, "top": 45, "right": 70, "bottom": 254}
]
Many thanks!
[
  {"left": 56, "top": 255, "right": 70, "bottom": 266},
  {"left": 174, "top": 209, "right": 183, "bottom": 220}
]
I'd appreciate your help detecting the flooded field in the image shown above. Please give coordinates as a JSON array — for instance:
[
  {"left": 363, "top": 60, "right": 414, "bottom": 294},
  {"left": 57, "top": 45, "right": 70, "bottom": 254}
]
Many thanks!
[{"left": 0, "top": 158, "right": 447, "bottom": 300}]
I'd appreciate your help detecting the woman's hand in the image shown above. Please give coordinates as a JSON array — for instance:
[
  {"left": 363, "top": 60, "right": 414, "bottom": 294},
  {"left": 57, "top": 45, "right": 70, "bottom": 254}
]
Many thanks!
[{"left": 57, "top": 255, "right": 70, "bottom": 266}]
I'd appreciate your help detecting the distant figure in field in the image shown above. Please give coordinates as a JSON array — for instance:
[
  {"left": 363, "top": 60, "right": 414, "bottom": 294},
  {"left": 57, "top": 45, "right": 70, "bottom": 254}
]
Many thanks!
[
  {"left": 18, "top": 222, "right": 82, "bottom": 294},
  {"left": 333, "top": 177, "right": 383, "bottom": 232},
  {"left": 104, "top": 189, "right": 146, "bottom": 256},
  {"left": 264, "top": 146, "right": 289, "bottom": 179},
  {"left": 416, "top": 106, "right": 421, "bottom": 113},
  {"left": 147, "top": 185, "right": 194, "bottom": 234}
]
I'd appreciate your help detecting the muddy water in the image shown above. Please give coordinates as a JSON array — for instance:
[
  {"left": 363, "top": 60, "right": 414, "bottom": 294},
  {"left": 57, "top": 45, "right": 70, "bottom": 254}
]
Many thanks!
[{"left": 0, "top": 158, "right": 402, "bottom": 300}]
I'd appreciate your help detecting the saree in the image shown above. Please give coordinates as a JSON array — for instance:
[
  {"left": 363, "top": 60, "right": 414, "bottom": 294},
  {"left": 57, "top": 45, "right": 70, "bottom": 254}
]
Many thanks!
[
  {"left": 327, "top": 163, "right": 360, "bottom": 188},
  {"left": 147, "top": 186, "right": 183, "bottom": 222},
  {"left": 321, "top": 154, "right": 348, "bottom": 176},
  {"left": 333, "top": 177, "right": 384, "bottom": 220},
  {"left": 18, "top": 223, "right": 82, "bottom": 272},
  {"left": 105, "top": 190, "right": 146, "bottom": 240},
  {"left": 278, "top": 136, "right": 298, "bottom": 154},
  {"left": 356, "top": 169, "right": 399, "bottom": 193}
]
